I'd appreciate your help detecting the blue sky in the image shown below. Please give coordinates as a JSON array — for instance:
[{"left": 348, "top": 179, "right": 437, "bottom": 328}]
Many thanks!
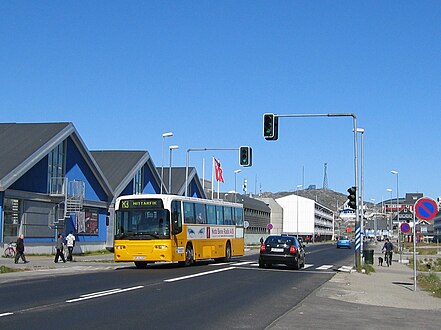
[{"left": 1, "top": 1, "right": 440, "bottom": 204}]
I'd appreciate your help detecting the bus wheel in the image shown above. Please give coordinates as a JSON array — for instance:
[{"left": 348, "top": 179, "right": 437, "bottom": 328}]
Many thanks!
[
  {"left": 223, "top": 242, "right": 232, "bottom": 262},
  {"left": 134, "top": 261, "right": 147, "bottom": 269},
  {"left": 184, "top": 244, "right": 194, "bottom": 266}
]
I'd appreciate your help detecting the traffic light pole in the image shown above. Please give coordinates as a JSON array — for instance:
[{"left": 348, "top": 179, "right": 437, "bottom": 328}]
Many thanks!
[
  {"left": 273, "top": 113, "right": 361, "bottom": 268},
  {"left": 185, "top": 147, "right": 239, "bottom": 197}
]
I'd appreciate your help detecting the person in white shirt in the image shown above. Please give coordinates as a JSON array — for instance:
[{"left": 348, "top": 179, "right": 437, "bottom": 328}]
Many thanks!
[{"left": 66, "top": 231, "right": 76, "bottom": 261}]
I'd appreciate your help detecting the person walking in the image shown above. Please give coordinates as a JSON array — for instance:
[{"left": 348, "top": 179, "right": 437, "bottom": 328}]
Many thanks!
[
  {"left": 382, "top": 237, "right": 394, "bottom": 266},
  {"left": 54, "top": 234, "right": 66, "bottom": 263},
  {"left": 65, "top": 231, "right": 76, "bottom": 261},
  {"left": 14, "top": 234, "right": 29, "bottom": 264}
]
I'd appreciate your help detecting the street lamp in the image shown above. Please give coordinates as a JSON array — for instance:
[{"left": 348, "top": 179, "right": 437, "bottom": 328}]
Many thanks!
[
  {"left": 371, "top": 198, "right": 376, "bottom": 237},
  {"left": 168, "top": 145, "right": 179, "bottom": 194},
  {"left": 296, "top": 184, "right": 303, "bottom": 239},
  {"left": 386, "top": 188, "right": 393, "bottom": 232},
  {"left": 234, "top": 170, "right": 241, "bottom": 202},
  {"left": 161, "top": 132, "right": 173, "bottom": 194},
  {"left": 391, "top": 170, "right": 400, "bottom": 262},
  {"left": 356, "top": 128, "right": 365, "bottom": 254}
]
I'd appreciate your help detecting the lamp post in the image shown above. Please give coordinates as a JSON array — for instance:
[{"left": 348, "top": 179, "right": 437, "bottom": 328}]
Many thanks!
[
  {"left": 168, "top": 145, "right": 179, "bottom": 194},
  {"left": 386, "top": 188, "right": 393, "bottom": 233},
  {"left": 161, "top": 132, "right": 173, "bottom": 194},
  {"left": 296, "top": 184, "right": 303, "bottom": 239},
  {"left": 356, "top": 128, "right": 365, "bottom": 257},
  {"left": 391, "top": 170, "right": 400, "bottom": 262},
  {"left": 234, "top": 170, "right": 241, "bottom": 202},
  {"left": 371, "top": 198, "right": 376, "bottom": 238}
]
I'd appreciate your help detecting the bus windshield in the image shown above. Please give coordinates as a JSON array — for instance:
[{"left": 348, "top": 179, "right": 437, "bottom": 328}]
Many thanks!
[{"left": 115, "top": 209, "right": 170, "bottom": 240}]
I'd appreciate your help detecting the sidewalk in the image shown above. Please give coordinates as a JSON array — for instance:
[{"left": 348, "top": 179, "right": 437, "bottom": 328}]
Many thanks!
[{"left": 269, "top": 241, "right": 441, "bottom": 330}]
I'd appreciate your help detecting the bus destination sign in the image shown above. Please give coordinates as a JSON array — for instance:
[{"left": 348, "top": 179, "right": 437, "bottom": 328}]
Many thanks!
[{"left": 120, "top": 199, "right": 163, "bottom": 209}]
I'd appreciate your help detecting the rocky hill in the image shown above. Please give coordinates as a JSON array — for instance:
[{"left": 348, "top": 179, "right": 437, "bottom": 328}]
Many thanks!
[{"left": 259, "top": 189, "right": 348, "bottom": 212}]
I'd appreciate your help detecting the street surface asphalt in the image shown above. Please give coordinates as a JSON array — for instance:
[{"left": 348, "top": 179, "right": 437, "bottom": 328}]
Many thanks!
[{"left": 1, "top": 242, "right": 441, "bottom": 329}]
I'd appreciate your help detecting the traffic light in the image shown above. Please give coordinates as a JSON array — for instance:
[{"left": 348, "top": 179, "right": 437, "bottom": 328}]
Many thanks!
[
  {"left": 263, "top": 113, "right": 278, "bottom": 140},
  {"left": 239, "top": 146, "right": 252, "bottom": 167},
  {"left": 347, "top": 186, "right": 357, "bottom": 210}
]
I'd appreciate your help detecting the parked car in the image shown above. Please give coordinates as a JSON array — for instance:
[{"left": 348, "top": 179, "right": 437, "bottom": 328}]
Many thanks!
[
  {"left": 259, "top": 235, "right": 305, "bottom": 270},
  {"left": 336, "top": 236, "right": 351, "bottom": 249}
]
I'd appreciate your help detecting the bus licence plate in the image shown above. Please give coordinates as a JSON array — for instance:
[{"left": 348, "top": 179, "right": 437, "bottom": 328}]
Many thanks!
[{"left": 134, "top": 256, "right": 146, "bottom": 260}]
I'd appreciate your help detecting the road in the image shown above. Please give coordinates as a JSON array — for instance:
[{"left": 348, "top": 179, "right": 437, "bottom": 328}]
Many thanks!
[{"left": 0, "top": 243, "right": 353, "bottom": 329}]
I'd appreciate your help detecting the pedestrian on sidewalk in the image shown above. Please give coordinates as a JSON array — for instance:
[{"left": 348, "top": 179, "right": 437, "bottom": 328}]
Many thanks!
[
  {"left": 14, "top": 234, "right": 29, "bottom": 264},
  {"left": 54, "top": 234, "right": 66, "bottom": 263},
  {"left": 382, "top": 237, "right": 394, "bottom": 266},
  {"left": 66, "top": 231, "right": 76, "bottom": 261}
]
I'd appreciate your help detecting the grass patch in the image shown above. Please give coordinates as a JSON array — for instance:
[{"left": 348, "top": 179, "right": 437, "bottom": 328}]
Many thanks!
[
  {"left": 417, "top": 273, "right": 441, "bottom": 298},
  {"left": 0, "top": 265, "right": 23, "bottom": 274},
  {"left": 408, "top": 258, "right": 441, "bottom": 272},
  {"left": 76, "top": 249, "right": 112, "bottom": 256},
  {"left": 416, "top": 248, "right": 439, "bottom": 255},
  {"left": 356, "top": 263, "right": 375, "bottom": 274}
]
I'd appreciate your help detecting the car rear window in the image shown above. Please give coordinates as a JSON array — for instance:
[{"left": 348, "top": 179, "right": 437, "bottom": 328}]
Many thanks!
[{"left": 267, "top": 237, "right": 294, "bottom": 245}]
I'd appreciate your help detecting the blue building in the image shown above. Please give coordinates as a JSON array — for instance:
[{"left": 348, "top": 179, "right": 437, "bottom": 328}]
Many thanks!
[{"left": 0, "top": 123, "right": 113, "bottom": 254}]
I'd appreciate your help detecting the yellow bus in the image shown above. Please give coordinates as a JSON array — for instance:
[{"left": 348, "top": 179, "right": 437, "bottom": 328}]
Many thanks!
[{"left": 114, "top": 194, "right": 245, "bottom": 269}]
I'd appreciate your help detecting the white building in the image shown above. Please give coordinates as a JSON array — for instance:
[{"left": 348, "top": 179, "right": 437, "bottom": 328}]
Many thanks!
[{"left": 275, "top": 194, "right": 334, "bottom": 241}]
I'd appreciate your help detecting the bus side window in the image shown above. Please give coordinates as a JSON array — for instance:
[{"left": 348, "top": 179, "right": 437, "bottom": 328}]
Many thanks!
[
  {"left": 224, "top": 207, "right": 233, "bottom": 225},
  {"left": 171, "top": 201, "right": 182, "bottom": 235},
  {"left": 216, "top": 205, "right": 224, "bottom": 225},
  {"left": 184, "top": 202, "right": 195, "bottom": 224},
  {"left": 206, "top": 204, "right": 216, "bottom": 224},
  {"left": 194, "top": 203, "right": 207, "bottom": 224},
  {"left": 234, "top": 208, "right": 243, "bottom": 226}
]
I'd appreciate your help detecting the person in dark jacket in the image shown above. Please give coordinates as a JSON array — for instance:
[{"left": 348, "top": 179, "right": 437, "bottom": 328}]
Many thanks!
[
  {"left": 54, "top": 234, "right": 66, "bottom": 263},
  {"left": 14, "top": 234, "right": 29, "bottom": 264}
]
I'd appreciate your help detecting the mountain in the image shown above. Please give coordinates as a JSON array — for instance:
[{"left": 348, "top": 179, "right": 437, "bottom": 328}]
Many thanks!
[{"left": 259, "top": 189, "right": 348, "bottom": 212}]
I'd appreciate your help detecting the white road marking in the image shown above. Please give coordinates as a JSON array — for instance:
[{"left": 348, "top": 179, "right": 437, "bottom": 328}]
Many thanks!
[
  {"left": 164, "top": 266, "right": 236, "bottom": 282},
  {"left": 303, "top": 264, "right": 313, "bottom": 269},
  {"left": 316, "top": 265, "right": 333, "bottom": 270},
  {"left": 0, "top": 312, "right": 13, "bottom": 317},
  {"left": 66, "top": 286, "right": 144, "bottom": 303},
  {"left": 234, "top": 261, "right": 254, "bottom": 266}
]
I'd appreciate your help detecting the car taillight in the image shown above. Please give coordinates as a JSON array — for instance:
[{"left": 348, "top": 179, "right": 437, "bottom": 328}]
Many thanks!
[
  {"left": 260, "top": 244, "right": 266, "bottom": 253},
  {"left": 289, "top": 245, "right": 297, "bottom": 254}
]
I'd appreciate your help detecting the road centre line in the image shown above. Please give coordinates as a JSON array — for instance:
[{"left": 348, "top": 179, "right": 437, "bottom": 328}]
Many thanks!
[
  {"left": 0, "top": 312, "right": 14, "bottom": 317},
  {"left": 66, "top": 285, "right": 144, "bottom": 303},
  {"left": 164, "top": 266, "right": 236, "bottom": 283}
]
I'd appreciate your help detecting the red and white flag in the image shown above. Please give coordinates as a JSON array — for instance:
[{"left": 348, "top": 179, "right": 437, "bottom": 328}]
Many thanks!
[{"left": 214, "top": 158, "right": 224, "bottom": 183}]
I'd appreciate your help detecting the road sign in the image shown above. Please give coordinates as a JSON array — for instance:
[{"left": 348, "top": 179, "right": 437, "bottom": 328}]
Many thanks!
[
  {"left": 243, "top": 221, "right": 249, "bottom": 229},
  {"left": 400, "top": 222, "right": 411, "bottom": 233},
  {"left": 415, "top": 197, "right": 438, "bottom": 221},
  {"left": 266, "top": 223, "right": 273, "bottom": 230}
]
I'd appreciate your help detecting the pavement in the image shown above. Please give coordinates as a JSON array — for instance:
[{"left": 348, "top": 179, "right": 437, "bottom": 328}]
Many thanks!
[{"left": 2, "top": 243, "right": 441, "bottom": 329}]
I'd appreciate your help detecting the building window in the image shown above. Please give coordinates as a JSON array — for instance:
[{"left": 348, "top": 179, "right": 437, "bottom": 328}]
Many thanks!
[
  {"left": 48, "top": 141, "right": 66, "bottom": 194},
  {"left": 133, "top": 169, "right": 143, "bottom": 194},
  {"left": 3, "top": 198, "right": 20, "bottom": 238}
]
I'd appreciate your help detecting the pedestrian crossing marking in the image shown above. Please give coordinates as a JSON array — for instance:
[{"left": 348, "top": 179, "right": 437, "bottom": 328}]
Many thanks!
[
  {"left": 315, "top": 265, "right": 333, "bottom": 270},
  {"left": 211, "top": 261, "right": 350, "bottom": 272}
]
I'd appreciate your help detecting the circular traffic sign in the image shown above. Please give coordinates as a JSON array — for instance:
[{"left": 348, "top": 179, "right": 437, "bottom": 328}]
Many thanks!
[
  {"left": 400, "top": 222, "right": 411, "bottom": 233},
  {"left": 267, "top": 223, "right": 273, "bottom": 230},
  {"left": 415, "top": 197, "right": 438, "bottom": 221},
  {"left": 243, "top": 221, "right": 249, "bottom": 229}
]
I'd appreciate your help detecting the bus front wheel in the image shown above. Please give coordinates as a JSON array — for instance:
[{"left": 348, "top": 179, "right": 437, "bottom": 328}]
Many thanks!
[
  {"left": 184, "top": 244, "right": 194, "bottom": 266},
  {"left": 134, "top": 261, "right": 147, "bottom": 269}
]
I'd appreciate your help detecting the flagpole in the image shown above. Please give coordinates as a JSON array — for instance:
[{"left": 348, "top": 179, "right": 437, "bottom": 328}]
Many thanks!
[
  {"left": 202, "top": 158, "right": 205, "bottom": 195},
  {"left": 211, "top": 157, "right": 214, "bottom": 200}
]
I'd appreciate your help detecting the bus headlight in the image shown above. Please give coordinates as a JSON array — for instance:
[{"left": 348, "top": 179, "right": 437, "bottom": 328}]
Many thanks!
[
  {"left": 115, "top": 245, "right": 126, "bottom": 250},
  {"left": 155, "top": 245, "right": 167, "bottom": 250}
]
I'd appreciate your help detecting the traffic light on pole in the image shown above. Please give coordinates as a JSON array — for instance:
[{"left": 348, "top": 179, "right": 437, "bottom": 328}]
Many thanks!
[
  {"left": 263, "top": 113, "right": 278, "bottom": 140},
  {"left": 347, "top": 186, "right": 357, "bottom": 210},
  {"left": 239, "top": 146, "right": 252, "bottom": 167}
]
